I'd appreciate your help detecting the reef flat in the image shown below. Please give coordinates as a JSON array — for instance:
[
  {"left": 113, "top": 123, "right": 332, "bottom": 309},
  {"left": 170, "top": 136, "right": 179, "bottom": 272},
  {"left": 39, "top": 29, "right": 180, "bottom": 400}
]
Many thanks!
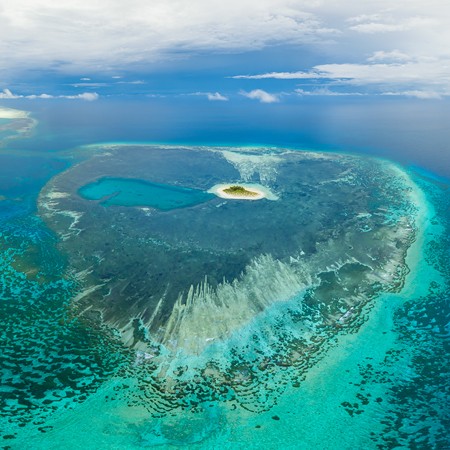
[
  {"left": 36, "top": 144, "right": 421, "bottom": 415},
  {"left": 0, "top": 107, "right": 36, "bottom": 144}
]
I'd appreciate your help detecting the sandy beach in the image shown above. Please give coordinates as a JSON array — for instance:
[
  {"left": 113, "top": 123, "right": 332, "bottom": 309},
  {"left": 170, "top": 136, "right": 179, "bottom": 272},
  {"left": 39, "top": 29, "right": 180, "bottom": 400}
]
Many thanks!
[{"left": 208, "top": 183, "right": 278, "bottom": 200}]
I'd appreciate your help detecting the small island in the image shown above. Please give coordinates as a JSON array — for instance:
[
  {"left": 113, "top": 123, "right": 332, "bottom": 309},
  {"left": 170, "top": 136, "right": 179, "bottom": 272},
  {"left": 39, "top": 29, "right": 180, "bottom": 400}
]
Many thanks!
[
  {"left": 223, "top": 185, "right": 259, "bottom": 197},
  {"left": 208, "top": 183, "right": 278, "bottom": 201}
]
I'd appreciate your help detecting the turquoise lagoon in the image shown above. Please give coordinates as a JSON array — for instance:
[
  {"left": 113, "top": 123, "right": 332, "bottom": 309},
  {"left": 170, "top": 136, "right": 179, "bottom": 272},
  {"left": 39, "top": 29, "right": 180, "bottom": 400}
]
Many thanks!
[
  {"left": 0, "top": 104, "right": 449, "bottom": 449},
  {"left": 78, "top": 177, "right": 214, "bottom": 210}
]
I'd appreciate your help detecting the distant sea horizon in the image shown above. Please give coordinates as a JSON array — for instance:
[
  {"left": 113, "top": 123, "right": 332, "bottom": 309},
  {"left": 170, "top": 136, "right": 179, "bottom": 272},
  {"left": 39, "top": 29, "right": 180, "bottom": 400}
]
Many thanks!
[{"left": 3, "top": 97, "right": 450, "bottom": 180}]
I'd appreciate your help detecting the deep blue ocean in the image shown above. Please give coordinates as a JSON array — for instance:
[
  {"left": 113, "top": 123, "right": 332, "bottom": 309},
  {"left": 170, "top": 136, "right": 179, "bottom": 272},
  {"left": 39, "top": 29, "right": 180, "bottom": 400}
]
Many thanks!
[
  {"left": 6, "top": 96, "right": 450, "bottom": 179},
  {"left": 1, "top": 97, "right": 449, "bottom": 449}
]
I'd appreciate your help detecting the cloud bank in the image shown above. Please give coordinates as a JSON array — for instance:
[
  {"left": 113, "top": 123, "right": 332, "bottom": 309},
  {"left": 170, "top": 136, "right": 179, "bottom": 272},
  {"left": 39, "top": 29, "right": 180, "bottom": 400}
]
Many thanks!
[
  {"left": 0, "top": 1, "right": 449, "bottom": 98},
  {"left": 233, "top": 53, "right": 450, "bottom": 98},
  {"left": 0, "top": 0, "right": 334, "bottom": 74},
  {"left": 295, "top": 88, "right": 365, "bottom": 97},
  {"left": 0, "top": 89, "right": 99, "bottom": 101}
]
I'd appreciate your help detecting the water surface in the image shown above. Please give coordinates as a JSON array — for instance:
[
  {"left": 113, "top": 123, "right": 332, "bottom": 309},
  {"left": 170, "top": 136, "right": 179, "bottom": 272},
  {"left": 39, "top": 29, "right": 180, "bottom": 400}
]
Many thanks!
[
  {"left": 78, "top": 177, "right": 213, "bottom": 209},
  {"left": 0, "top": 100, "right": 449, "bottom": 449}
]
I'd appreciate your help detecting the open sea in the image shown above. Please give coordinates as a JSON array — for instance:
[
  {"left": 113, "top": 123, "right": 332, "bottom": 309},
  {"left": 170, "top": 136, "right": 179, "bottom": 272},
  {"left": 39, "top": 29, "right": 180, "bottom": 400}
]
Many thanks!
[{"left": 0, "top": 97, "right": 449, "bottom": 449}]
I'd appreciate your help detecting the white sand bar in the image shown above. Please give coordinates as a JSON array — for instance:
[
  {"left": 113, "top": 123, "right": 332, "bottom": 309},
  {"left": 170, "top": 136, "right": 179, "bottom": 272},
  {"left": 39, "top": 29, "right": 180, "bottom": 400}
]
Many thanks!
[
  {"left": 208, "top": 183, "right": 278, "bottom": 201},
  {"left": 0, "top": 107, "right": 29, "bottom": 119}
]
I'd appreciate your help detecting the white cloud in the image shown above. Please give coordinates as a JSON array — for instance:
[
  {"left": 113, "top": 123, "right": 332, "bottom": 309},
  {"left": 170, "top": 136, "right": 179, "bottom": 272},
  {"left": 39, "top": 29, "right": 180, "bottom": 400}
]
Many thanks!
[
  {"left": 190, "top": 91, "right": 229, "bottom": 101},
  {"left": 232, "top": 71, "right": 320, "bottom": 80},
  {"left": 304, "top": 61, "right": 450, "bottom": 85},
  {"left": 0, "top": 89, "right": 21, "bottom": 99},
  {"left": 295, "top": 88, "right": 364, "bottom": 96},
  {"left": 241, "top": 89, "right": 279, "bottom": 103},
  {"left": 26, "top": 93, "right": 54, "bottom": 99},
  {"left": 64, "top": 92, "right": 99, "bottom": 101},
  {"left": 339, "top": 4, "right": 450, "bottom": 60},
  {"left": 206, "top": 92, "right": 228, "bottom": 101},
  {"left": 0, "top": 89, "right": 99, "bottom": 101},
  {"left": 346, "top": 14, "right": 383, "bottom": 25},
  {"left": 0, "top": 0, "right": 449, "bottom": 101},
  {"left": 382, "top": 90, "right": 445, "bottom": 99},
  {"left": 227, "top": 2, "right": 450, "bottom": 97},
  {"left": 367, "top": 50, "right": 411, "bottom": 63},
  {"left": 0, "top": 0, "right": 336, "bottom": 74},
  {"left": 70, "top": 83, "right": 108, "bottom": 87},
  {"left": 116, "top": 80, "right": 146, "bottom": 85},
  {"left": 233, "top": 57, "right": 450, "bottom": 97},
  {"left": 348, "top": 15, "right": 436, "bottom": 34},
  {"left": 234, "top": 60, "right": 450, "bottom": 84}
]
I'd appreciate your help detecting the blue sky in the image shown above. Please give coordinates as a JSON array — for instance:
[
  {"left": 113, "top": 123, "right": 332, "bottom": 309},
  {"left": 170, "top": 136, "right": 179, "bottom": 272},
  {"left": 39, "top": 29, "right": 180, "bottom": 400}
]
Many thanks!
[{"left": 1, "top": 0, "right": 450, "bottom": 102}]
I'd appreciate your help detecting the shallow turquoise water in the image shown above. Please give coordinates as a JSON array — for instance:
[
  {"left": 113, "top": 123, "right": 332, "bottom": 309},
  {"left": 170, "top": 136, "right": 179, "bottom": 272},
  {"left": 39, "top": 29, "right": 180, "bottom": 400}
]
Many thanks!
[
  {"left": 0, "top": 104, "right": 449, "bottom": 449},
  {"left": 78, "top": 177, "right": 213, "bottom": 210}
]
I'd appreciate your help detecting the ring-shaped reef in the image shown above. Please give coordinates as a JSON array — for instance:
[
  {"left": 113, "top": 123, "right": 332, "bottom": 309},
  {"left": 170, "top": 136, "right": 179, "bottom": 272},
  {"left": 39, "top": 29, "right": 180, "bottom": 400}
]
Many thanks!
[{"left": 38, "top": 144, "right": 420, "bottom": 415}]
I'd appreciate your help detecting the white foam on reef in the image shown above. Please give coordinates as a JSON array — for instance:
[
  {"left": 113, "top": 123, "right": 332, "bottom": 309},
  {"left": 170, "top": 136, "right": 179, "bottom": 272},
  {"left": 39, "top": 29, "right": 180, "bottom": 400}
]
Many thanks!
[
  {"left": 71, "top": 283, "right": 103, "bottom": 303},
  {"left": 0, "top": 106, "right": 29, "bottom": 119},
  {"left": 0, "top": 106, "right": 36, "bottom": 144},
  {"left": 142, "top": 160, "right": 424, "bottom": 360},
  {"left": 59, "top": 210, "right": 84, "bottom": 240},
  {"left": 151, "top": 254, "right": 313, "bottom": 355},
  {"left": 39, "top": 187, "right": 84, "bottom": 240},
  {"left": 46, "top": 191, "right": 70, "bottom": 200},
  {"left": 385, "top": 162, "right": 430, "bottom": 274},
  {"left": 208, "top": 183, "right": 278, "bottom": 201},
  {"left": 221, "top": 150, "right": 282, "bottom": 184}
]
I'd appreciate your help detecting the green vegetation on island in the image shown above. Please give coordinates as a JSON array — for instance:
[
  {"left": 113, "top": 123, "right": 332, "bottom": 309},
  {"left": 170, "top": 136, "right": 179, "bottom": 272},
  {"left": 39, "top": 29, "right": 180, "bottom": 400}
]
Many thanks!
[{"left": 223, "top": 185, "right": 259, "bottom": 197}]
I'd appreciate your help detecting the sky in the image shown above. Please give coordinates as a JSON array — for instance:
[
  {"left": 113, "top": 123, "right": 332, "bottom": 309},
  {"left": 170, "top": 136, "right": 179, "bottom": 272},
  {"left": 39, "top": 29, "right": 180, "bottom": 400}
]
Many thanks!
[{"left": 1, "top": 0, "right": 450, "bottom": 102}]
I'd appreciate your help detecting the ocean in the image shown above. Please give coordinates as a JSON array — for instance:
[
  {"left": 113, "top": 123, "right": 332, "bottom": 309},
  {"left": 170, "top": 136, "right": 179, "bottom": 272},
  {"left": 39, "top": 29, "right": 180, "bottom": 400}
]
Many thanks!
[{"left": 0, "top": 97, "right": 449, "bottom": 449}]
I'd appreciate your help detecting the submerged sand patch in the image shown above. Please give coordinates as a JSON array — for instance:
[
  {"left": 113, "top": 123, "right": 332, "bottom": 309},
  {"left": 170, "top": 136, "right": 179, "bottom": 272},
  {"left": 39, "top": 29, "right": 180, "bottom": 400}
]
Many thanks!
[{"left": 208, "top": 183, "right": 278, "bottom": 200}]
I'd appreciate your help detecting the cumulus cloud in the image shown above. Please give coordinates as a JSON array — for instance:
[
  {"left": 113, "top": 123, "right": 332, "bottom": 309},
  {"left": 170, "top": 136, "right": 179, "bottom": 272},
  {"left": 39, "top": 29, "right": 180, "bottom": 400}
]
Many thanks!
[
  {"left": 241, "top": 89, "right": 279, "bottom": 103},
  {"left": 190, "top": 91, "right": 229, "bottom": 101},
  {"left": 26, "top": 93, "right": 54, "bottom": 99},
  {"left": 0, "top": 89, "right": 99, "bottom": 101},
  {"left": 0, "top": 89, "right": 21, "bottom": 99},
  {"left": 64, "top": 92, "right": 99, "bottom": 101},
  {"left": 206, "top": 92, "right": 228, "bottom": 101}
]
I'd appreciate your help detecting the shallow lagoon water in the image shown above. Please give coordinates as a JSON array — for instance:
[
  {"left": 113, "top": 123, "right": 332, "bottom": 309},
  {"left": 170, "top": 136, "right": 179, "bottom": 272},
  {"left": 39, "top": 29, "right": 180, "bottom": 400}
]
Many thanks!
[
  {"left": 78, "top": 177, "right": 213, "bottom": 209},
  {"left": 0, "top": 101, "right": 449, "bottom": 449}
]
